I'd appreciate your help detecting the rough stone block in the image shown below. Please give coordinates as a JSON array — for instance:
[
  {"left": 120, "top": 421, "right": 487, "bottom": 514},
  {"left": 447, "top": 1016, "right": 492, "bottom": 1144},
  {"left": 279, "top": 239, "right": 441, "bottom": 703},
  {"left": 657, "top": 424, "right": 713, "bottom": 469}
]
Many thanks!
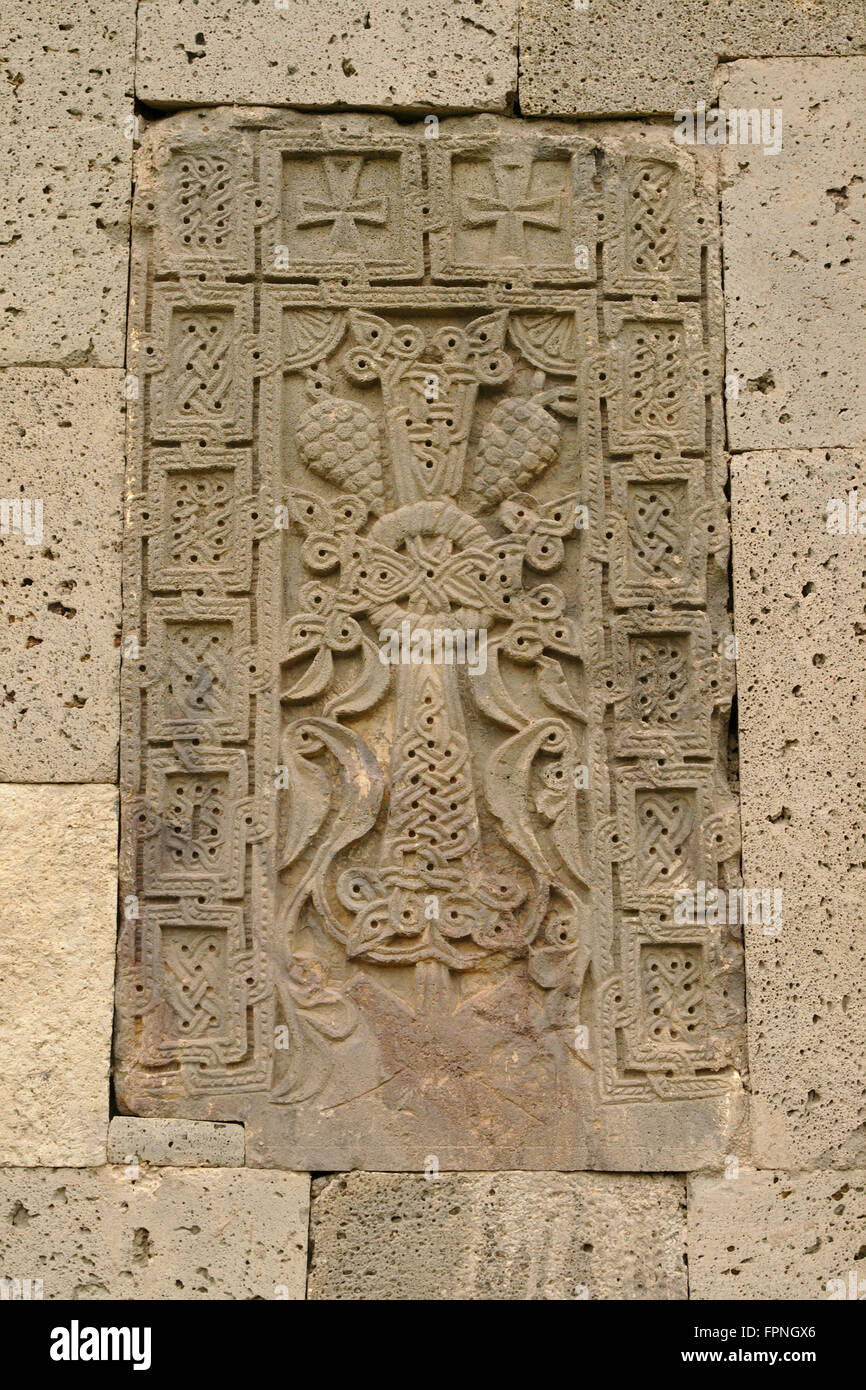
[
  {"left": 0, "top": 1167, "right": 310, "bottom": 1299},
  {"left": 0, "top": 786, "right": 118, "bottom": 1166},
  {"left": 308, "top": 1171, "right": 686, "bottom": 1299},
  {"left": 689, "top": 1169, "right": 866, "bottom": 1300},
  {"left": 0, "top": 370, "right": 124, "bottom": 782},
  {"left": 0, "top": 2, "right": 134, "bottom": 365},
  {"left": 107, "top": 1117, "right": 245, "bottom": 1167},
  {"left": 519, "top": 2, "right": 866, "bottom": 116},
  {"left": 731, "top": 449, "right": 866, "bottom": 1168},
  {"left": 721, "top": 59, "right": 866, "bottom": 450},
  {"left": 137, "top": 0, "right": 518, "bottom": 111},
  {"left": 115, "top": 108, "right": 744, "bottom": 1172}
]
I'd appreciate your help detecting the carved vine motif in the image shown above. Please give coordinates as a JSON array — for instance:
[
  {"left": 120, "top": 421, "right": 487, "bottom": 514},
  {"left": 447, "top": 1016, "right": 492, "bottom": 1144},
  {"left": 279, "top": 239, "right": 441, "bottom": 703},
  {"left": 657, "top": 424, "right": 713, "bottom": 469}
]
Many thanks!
[{"left": 277, "top": 311, "right": 587, "bottom": 995}]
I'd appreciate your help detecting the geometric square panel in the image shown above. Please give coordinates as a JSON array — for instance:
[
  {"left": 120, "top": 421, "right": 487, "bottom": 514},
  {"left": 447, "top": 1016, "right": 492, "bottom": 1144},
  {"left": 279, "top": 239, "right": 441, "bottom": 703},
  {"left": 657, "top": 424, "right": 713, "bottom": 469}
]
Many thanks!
[
  {"left": 429, "top": 135, "right": 598, "bottom": 285},
  {"left": 610, "top": 608, "right": 717, "bottom": 756},
  {"left": 259, "top": 130, "right": 424, "bottom": 282},
  {"left": 603, "top": 302, "right": 706, "bottom": 452},
  {"left": 608, "top": 454, "right": 708, "bottom": 606},
  {"left": 145, "top": 447, "right": 254, "bottom": 592},
  {"left": 145, "top": 597, "right": 251, "bottom": 741},
  {"left": 140, "top": 748, "right": 249, "bottom": 898}
]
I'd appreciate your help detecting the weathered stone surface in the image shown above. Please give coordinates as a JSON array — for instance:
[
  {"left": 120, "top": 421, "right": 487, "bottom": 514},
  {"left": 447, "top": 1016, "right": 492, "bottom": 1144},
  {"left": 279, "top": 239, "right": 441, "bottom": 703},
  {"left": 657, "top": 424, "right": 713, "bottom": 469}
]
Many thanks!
[
  {"left": 731, "top": 449, "right": 866, "bottom": 1169},
  {"left": 116, "top": 108, "right": 743, "bottom": 1171},
  {"left": 689, "top": 1169, "right": 866, "bottom": 1300},
  {"left": 0, "top": 2, "right": 134, "bottom": 366},
  {"left": 137, "top": 1, "right": 518, "bottom": 111},
  {"left": 519, "top": 2, "right": 866, "bottom": 116},
  {"left": 0, "top": 1167, "right": 309, "bottom": 1299},
  {"left": 0, "top": 370, "right": 124, "bottom": 781},
  {"left": 309, "top": 1171, "right": 686, "bottom": 1299},
  {"left": 0, "top": 786, "right": 117, "bottom": 1166},
  {"left": 721, "top": 59, "right": 866, "bottom": 451},
  {"left": 107, "top": 1117, "right": 245, "bottom": 1167}
]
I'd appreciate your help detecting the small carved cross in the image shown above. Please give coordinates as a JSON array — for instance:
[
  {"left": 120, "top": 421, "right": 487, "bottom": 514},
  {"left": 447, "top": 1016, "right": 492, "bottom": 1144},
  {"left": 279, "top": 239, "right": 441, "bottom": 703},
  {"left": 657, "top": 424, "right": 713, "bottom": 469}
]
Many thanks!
[
  {"left": 297, "top": 156, "right": 389, "bottom": 253},
  {"left": 462, "top": 155, "right": 563, "bottom": 259}
]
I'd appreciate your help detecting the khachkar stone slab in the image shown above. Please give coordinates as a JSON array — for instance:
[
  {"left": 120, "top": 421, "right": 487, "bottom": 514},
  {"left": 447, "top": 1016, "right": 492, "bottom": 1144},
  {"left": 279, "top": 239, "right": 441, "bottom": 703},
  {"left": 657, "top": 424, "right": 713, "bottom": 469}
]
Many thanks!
[
  {"left": 731, "top": 449, "right": 866, "bottom": 1169},
  {"left": 116, "top": 108, "right": 744, "bottom": 1171},
  {"left": 0, "top": 369, "right": 125, "bottom": 781},
  {"left": 309, "top": 1171, "right": 687, "bottom": 1299},
  {"left": 689, "top": 1169, "right": 866, "bottom": 1301},
  {"left": 0, "top": 786, "right": 117, "bottom": 1166},
  {"left": 0, "top": 1168, "right": 309, "bottom": 1299},
  {"left": 0, "top": 1, "right": 134, "bottom": 366},
  {"left": 137, "top": 0, "right": 518, "bottom": 112},
  {"left": 721, "top": 59, "right": 866, "bottom": 451},
  {"left": 519, "top": 2, "right": 866, "bottom": 117}
]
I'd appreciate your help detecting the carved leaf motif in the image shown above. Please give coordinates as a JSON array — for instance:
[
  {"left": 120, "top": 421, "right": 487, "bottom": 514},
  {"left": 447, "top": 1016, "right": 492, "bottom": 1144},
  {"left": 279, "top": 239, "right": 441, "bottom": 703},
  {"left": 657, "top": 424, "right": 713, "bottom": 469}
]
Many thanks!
[
  {"left": 281, "top": 644, "right": 334, "bottom": 703},
  {"left": 528, "top": 945, "right": 571, "bottom": 990},
  {"left": 469, "top": 638, "right": 527, "bottom": 731},
  {"left": 272, "top": 954, "right": 358, "bottom": 1104},
  {"left": 291, "top": 989, "right": 358, "bottom": 1042},
  {"left": 466, "top": 310, "right": 508, "bottom": 354},
  {"left": 346, "top": 902, "right": 395, "bottom": 958},
  {"left": 281, "top": 310, "right": 347, "bottom": 371},
  {"left": 551, "top": 782, "right": 587, "bottom": 885},
  {"left": 298, "top": 718, "right": 385, "bottom": 870},
  {"left": 324, "top": 634, "right": 390, "bottom": 719},
  {"left": 278, "top": 734, "right": 331, "bottom": 870},
  {"left": 286, "top": 491, "right": 333, "bottom": 534},
  {"left": 536, "top": 654, "right": 587, "bottom": 722},
  {"left": 348, "top": 311, "right": 394, "bottom": 347},
  {"left": 484, "top": 720, "right": 566, "bottom": 878},
  {"left": 509, "top": 311, "right": 580, "bottom": 374}
]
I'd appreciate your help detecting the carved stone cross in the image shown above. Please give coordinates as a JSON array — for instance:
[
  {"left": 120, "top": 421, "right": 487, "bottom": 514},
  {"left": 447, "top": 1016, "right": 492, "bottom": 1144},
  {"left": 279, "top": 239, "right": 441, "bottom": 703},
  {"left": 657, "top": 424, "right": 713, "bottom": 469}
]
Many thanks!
[{"left": 117, "top": 110, "right": 744, "bottom": 1170}]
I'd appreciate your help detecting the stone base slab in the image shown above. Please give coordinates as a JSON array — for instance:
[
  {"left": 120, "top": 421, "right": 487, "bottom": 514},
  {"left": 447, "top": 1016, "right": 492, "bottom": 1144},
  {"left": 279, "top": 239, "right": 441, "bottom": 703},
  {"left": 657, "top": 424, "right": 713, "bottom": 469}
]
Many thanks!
[
  {"left": 0, "top": 1168, "right": 310, "bottom": 1300},
  {"left": 107, "top": 1118, "right": 245, "bottom": 1168},
  {"left": 0, "top": 786, "right": 118, "bottom": 1167},
  {"left": 689, "top": 1169, "right": 866, "bottom": 1300},
  {"left": 308, "top": 1170, "right": 687, "bottom": 1299}
]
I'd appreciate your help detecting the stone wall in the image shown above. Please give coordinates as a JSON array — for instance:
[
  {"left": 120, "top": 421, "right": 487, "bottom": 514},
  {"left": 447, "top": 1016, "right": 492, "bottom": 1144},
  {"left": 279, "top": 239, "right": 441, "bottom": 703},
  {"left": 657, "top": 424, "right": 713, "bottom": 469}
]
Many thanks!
[{"left": 1, "top": 1, "right": 864, "bottom": 1301}]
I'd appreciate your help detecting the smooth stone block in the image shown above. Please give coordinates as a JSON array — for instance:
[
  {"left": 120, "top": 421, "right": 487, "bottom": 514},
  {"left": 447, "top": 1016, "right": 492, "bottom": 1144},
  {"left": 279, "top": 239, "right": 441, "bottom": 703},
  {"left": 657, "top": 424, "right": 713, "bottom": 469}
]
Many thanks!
[
  {"left": 309, "top": 1171, "right": 687, "bottom": 1299},
  {"left": 689, "top": 1169, "right": 866, "bottom": 1300},
  {"left": 731, "top": 448, "right": 866, "bottom": 1168},
  {"left": 0, "top": 369, "right": 124, "bottom": 782},
  {"left": 0, "top": 786, "right": 118, "bottom": 1166},
  {"left": 519, "top": 2, "right": 866, "bottom": 117},
  {"left": 107, "top": 1117, "right": 245, "bottom": 1167},
  {"left": 137, "top": 0, "right": 518, "bottom": 111},
  {"left": 0, "top": 1167, "right": 310, "bottom": 1299},
  {"left": 0, "top": 1, "right": 134, "bottom": 365},
  {"left": 721, "top": 59, "right": 866, "bottom": 450}
]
